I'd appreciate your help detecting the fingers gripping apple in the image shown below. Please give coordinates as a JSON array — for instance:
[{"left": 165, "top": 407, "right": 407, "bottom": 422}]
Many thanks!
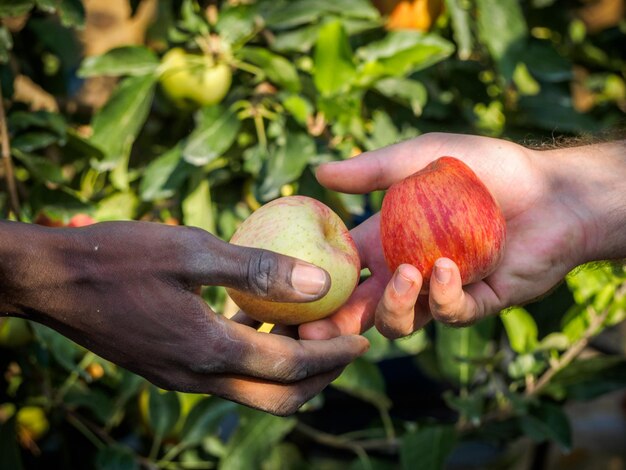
[{"left": 380, "top": 157, "right": 506, "bottom": 291}]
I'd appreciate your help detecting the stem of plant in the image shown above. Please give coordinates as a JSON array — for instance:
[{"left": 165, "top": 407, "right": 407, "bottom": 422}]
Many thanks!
[
  {"left": 55, "top": 351, "right": 96, "bottom": 404},
  {"left": 253, "top": 113, "right": 267, "bottom": 150},
  {"left": 0, "top": 86, "right": 21, "bottom": 218},
  {"left": 526, "top": 304, "right": 611, "bottom": 397}
]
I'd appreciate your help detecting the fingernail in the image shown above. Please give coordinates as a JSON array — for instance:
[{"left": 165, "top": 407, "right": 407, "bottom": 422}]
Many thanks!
[
  {"left": 434, "top": 259, "right": 452, "bottom": 285},
  {"left": 393, "top": 271, "right": 413, "bottom": 295},
  {"left": 291, "top": 263, "right": 328, "bottom": 296}
]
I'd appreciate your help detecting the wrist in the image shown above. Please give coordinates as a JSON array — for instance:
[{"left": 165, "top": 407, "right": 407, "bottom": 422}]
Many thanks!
[
  {"left": 537, "top": 140, "right": 626, "bottom": 264},
  {"left": 0, "top": 221, "right": 78, "bottom": 317}
]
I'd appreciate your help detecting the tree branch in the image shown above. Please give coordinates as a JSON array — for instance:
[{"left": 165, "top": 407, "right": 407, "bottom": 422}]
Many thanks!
[{"left": 0, "top": 86, "right": 20, "bottom": 218}]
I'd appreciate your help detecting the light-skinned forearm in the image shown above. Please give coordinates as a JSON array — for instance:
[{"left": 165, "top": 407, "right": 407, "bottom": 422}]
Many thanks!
[{"left": 538, "top": 139, "right": 626, "bottom": 264}]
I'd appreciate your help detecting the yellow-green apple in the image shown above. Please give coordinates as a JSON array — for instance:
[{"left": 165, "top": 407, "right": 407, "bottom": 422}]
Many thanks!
[
  {"left": 381, "top": 156, "right": 506, "bottom": 291},
  {"left": 226, "top": 195, "right": 361, "bottom": 325},
  {"left": 159, "top": 48, "right": 232, "bottom": 108}
]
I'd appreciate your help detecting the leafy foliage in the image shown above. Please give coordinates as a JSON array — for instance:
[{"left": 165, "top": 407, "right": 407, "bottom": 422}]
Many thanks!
[{"left": 1, "top": 0, "right": 625, "bottom": 468}]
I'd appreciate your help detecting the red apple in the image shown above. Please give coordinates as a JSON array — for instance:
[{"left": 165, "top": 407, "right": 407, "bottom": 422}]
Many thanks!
[
  {"left": 67, "top": 214, "right": 96, "bottom": 227},
  {"left": 380, "top": 156, "right": 506, "bottom": 291}
]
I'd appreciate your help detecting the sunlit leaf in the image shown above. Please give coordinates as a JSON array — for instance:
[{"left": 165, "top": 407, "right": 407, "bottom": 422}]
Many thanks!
[
  {"left": 183, "top": 106, "right": 240, "bottom": 166},
  {"left": 78, "top": 46, "right": 159, "bottom": 77},
  {"left": 240, "top": 47, "right": 301, "bottom": 92},
  {"left": 257, "top": 132, "right": 315, "bottom": 201},
  {"left": 182, "top": 173, "right": 215, "bottom": 234},
  {"left": 501, "top": 307, "right": 538, "bottom": 354},
  {"left": 476, "top": 0, "right": 527, "bottom": 79},
  {"left": 314, "top": 20, "right": 356, "bottom": 96},
  {"left": 357, "top": 31, "right": 454, "bottom": 77},
  {"left": 140, "top": 145, "right": 192, "bottom": 201},
  {"left": 90, "top": 75, "right": 157, "bottom": 170},
  {"left": 94, "top": 192, "right": 139, "bottom": 221},
  {"left": 446, "top": 0, "right": 473, "bottom": 60}
]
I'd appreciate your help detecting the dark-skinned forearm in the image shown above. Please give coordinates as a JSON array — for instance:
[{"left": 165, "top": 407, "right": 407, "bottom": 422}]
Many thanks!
[{"left": 0, "top": 221, "right": 79, "bottom": 317}]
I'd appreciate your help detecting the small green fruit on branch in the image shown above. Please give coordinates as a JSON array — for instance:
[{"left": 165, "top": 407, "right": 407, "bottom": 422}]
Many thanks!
[{"left": 381, "top": 156, "right": 506, "bottom": 292}]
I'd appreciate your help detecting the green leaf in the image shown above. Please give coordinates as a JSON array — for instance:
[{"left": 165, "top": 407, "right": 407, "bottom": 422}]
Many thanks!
[
  {"left": 180, "top": 397, "right": 236, "bottom": 449},
  {"left": 215, "top": 3, "right": 258, "bottom": 46},
  {"left": 272, "top": 23, "right": 321, "bottom": 53},
  {"left": 566, "top": 263, "right": 616, "bottom": 304},
  {"left": 94, "top": 192, "right": 139, "bottom": 221},
  {"left": 356, "top": 31, "right": 454, "bottom": 78},
  {"left": 522, "top": 40, "right": 572, "bottom": 83},
  {"left": 435, "top": 318, "right": 495, "bottom": 386},
  {"left": 12, "top": 132, "right": 61, "bottom": 153},
  {"left": 90, "top": 74, "right": 157, "bottom": 170},
  {"left": 281, "top": 93, "right": 313, "bottom": 126},
  {"left": 365, "top": 110, "right": 399, "bottom": 151},
  {"left": 220, "top": 408, "right": 296, "bottom": 470},
  {"left": 65, "top": 386, "right": 115, "bottom": 425},
  {"left": 313, "top": 20, "right": 356, "bottom": 96},
  {"left": 182, "top": 173, "right": 215, "bottom": 234},
  {"left": 183, "top": 106, "right": 240, "bottom": 166},
  {"left": 519, "top": 402, "right": 572, "bottom": 452},
  {"left": 95, "top": 445, "right": 138, "bottom": 470},
  {"left": 373, "top": 77, "right": 427, "bottom": 116},
  {"left": 476, "top": 0, "right": 527, "bottom": 79},
  {"left": 8, "top": 110, "right": 66, "bottom": 137},
  {"left": 544, "top": 356, "right": 626, "bottom": 401},
  {"left": 446, "top": 0, "right": 473, "bottom": 60},
  {"left": 536, "top": 333, "right": 569, "bottom": 352},
  {"left": 444, "top": 390, "right": 484, "bottom": 425},
  {"left": 257, "top": 132, "right": 315, "bottom": 201},
  {"left": 501, "top": 307, "right": 538, "bottom": 354},
  {"left": 57, "top": 0, "right": 85, "bottom": 28},
  {"left": 0, "top": 0, "right": 34, "bottom": 17},
  {"left": 148, "top": 387, "right": 180, "bottom": 438},
  {"left": 515, "top": 85, "right": 600, "bottom": 134},
  {"left": 0, "top": 415, "right": 23, "bottom": 470},
  {"left": 400, "top": 425, "right": 456, "bottom": 470},
  {"left": 240, "top": 47, "right": 301, "bottom": 92},
  {"left": 35, "top": 0, "right": 56, "bottom": 13},
  {"left": 32, "top": 323, "right": 81, "bottom": 372},
  {"left": 78, "top": 46, "right": 159, "bottom": 78},
  {"left": 12, "top": 148, "right": 65, "bottom": 184},
  {"left": 140, "top": 145, "right": 192, "bottom": 201},
  {"left": 264, "top": 0, "right": 378, "bottom": 29},
  {"left": 332, "top": 358, "right": 391, "bottom": 409},
  {"left": 0, "top": 26, "right": 13, "bottom": 64}
]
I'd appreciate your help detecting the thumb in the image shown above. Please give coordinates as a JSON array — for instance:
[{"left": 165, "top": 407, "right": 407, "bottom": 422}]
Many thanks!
[{"left": 190, "top": 237, "right": 331, "bottom": 303}]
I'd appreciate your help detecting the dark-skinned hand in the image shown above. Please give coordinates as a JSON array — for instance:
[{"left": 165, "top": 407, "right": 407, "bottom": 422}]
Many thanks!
[{"left": 0, "top": 220, "right": 369, "bottom": 415}]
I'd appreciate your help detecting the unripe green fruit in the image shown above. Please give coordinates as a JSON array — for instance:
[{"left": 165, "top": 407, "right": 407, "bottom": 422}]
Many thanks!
[{"left": 159, "top": 48, "right": 232, "bottom": 107}]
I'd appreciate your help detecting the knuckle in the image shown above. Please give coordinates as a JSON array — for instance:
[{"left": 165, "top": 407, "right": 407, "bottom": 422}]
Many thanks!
[
  {"left": 270, "top": 391, "right": 303, "bottom": 416},
  {"left": 275, "top": 347, "right": 309, "bottom": 382},
  {"left": 245, "top": 250, "right": 279, "bottom": 298}
]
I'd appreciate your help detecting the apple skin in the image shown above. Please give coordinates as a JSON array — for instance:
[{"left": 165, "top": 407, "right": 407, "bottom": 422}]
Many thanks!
[
  {"left": 159, "top": 48, "right": 232, "bottom": 108},
  {"left": 380, "top": 156, "right": 506, "bottom": 291},
  {"left": 226, "top": 196, "right": 361, "bottom": 325}
]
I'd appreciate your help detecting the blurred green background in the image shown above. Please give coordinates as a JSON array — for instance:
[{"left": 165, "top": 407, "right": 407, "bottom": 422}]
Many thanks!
[{"left": 1, "top": 0, "right": 625, "bottom": 468}]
